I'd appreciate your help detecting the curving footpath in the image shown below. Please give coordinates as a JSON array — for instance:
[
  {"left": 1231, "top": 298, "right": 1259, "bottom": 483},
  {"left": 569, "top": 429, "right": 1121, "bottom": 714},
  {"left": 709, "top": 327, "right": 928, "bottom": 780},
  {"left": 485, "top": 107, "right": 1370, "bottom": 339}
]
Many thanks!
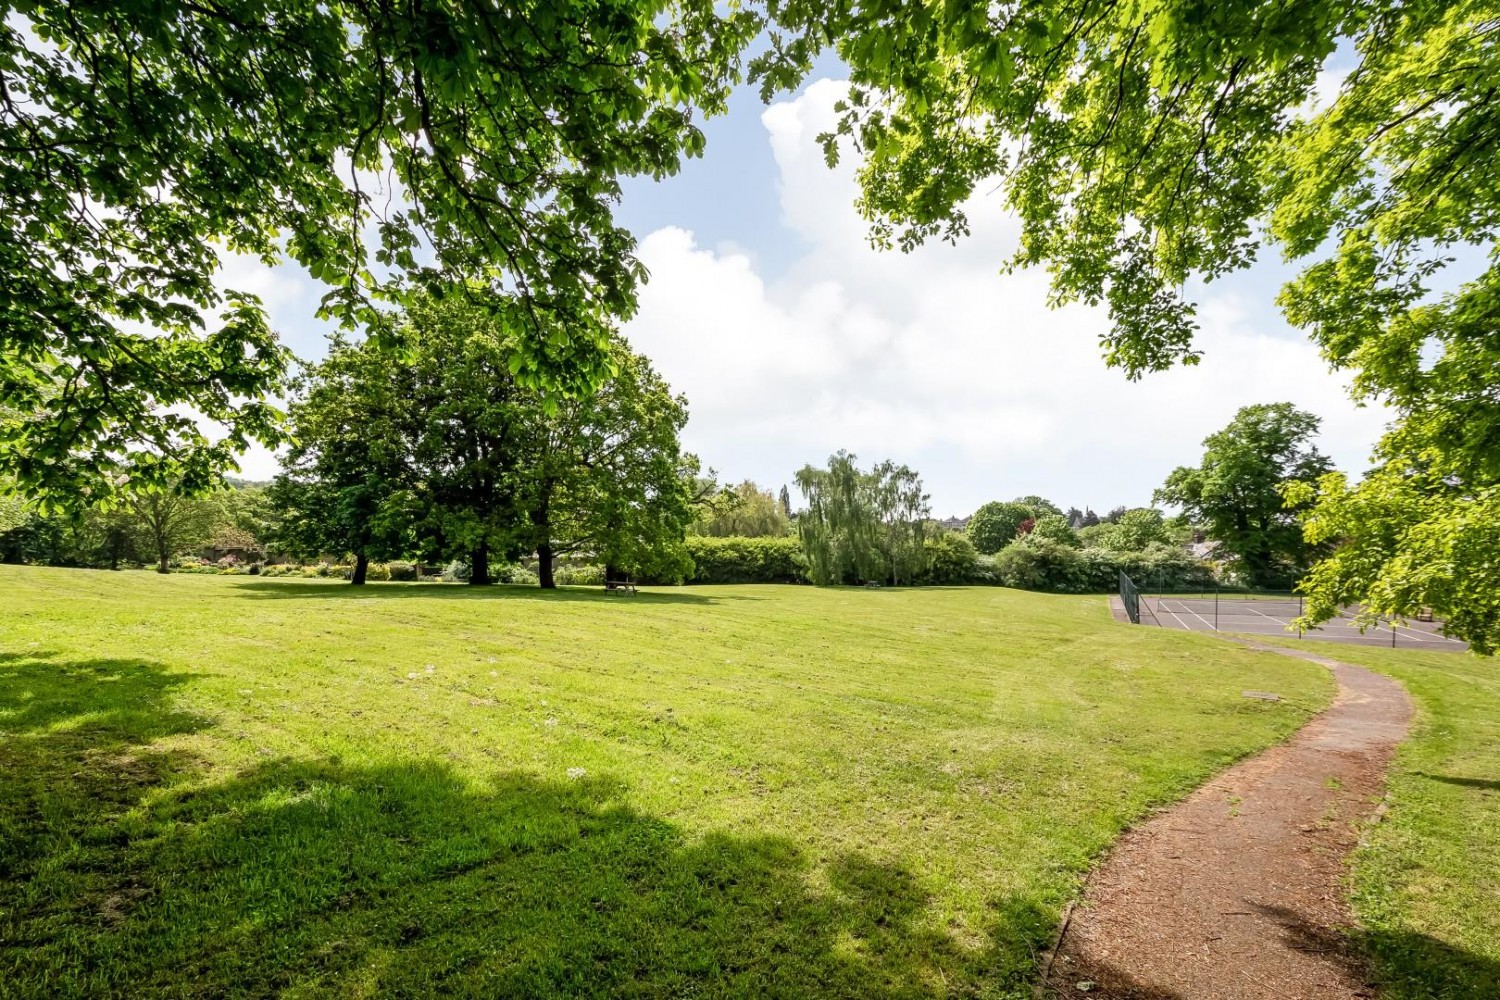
[{"left": 1042, "top": 642, "right": 1413, "bottom": 1000}]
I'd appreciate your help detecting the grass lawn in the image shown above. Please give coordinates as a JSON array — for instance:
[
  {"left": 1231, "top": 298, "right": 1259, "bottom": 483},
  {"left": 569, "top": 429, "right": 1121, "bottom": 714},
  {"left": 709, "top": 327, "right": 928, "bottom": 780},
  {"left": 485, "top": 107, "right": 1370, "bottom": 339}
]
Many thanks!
[
  {"left": 0, "top": 566, "right": 1335, "bottom": 998},
  {"left": 1303, "top": 645, "right": 1500, "bottom": 1000}
]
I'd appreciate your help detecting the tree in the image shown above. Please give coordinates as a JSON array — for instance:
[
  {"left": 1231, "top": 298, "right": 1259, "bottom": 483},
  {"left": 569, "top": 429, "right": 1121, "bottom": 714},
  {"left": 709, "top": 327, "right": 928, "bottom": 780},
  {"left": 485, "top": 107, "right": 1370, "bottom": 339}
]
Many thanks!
[
  {"left": 756, "top": 0, "right": 1498, "bottom": 638},
  {"left": 1031, "top": 513, "right": 1080, "bottom": 548},
  {"left": 1080, "top": 509, "right": 1101, "bottom": 529},
  {"left": 1288, "top": 470, "right": 1500, "bottom": 654},
  {"left": 520, "top": 341, "right": 696, "bottom": 589},
  {"left": 268, "top": 339, "right": 412, "bottom": 584},
  {"left": 966, "top": 501, "right": 1033, "bottom": 555},
  {"left": 795, "top": 452, "right": 929, "bottom": 586},
  {"left": 779, "top": 485, "right": 794, "bottom": 521},
  {"left": 1013, "top": 496, "right": 1062, "bottom": 519},
  {"left": 398, "top": 300, "right": 532, "bottom": 586},
  {"left": 3, "top": 1, "right": 757, "bottom": 506},
  {"left": 125, "top": 485, "right": 224, "bottom": 573},
  {"left": 1114, "top": 509, "right": 1173, "bottom": 551},
  {"left": 692, "top": 481, "right": 790, "bottom": 538},
  {"left": 1156, "top": 404, "right": 1332, "bottom": 588},
  {"left": 868, "top": 461, "right": 930, "bottom": 586}
]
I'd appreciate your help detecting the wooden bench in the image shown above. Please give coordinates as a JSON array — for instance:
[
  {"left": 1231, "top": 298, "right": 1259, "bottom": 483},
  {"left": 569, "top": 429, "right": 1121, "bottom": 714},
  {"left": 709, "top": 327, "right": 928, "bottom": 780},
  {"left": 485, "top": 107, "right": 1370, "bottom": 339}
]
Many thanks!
[{"left": 605, "top": 580, "right": 638, "bottom": 596}]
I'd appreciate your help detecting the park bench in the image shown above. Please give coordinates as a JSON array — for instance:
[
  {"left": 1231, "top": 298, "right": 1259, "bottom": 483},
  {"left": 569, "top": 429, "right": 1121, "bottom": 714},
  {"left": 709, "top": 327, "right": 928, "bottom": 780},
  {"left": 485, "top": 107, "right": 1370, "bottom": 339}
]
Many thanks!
[{"left": 605, "top": 579, "right": 638, "bottom": 596}]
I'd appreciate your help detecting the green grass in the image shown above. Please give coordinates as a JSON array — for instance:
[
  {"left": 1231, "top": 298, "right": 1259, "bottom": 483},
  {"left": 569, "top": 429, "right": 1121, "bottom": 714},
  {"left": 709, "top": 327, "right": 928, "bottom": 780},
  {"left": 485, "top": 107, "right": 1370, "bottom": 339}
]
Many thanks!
[
  {"left": 1296, "top": 645, "right": 1500, "bottom": 1000},
  {"left": 0, "top": 566, "right": 1334, "bottom": 998}
]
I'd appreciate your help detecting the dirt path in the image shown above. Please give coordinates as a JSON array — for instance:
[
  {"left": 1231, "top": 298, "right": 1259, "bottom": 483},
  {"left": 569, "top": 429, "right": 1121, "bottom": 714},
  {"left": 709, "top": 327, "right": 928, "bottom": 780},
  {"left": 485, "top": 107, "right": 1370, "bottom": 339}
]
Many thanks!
[{"left": 1041, "top": 642, "right": 1413, "bottom": 1000}]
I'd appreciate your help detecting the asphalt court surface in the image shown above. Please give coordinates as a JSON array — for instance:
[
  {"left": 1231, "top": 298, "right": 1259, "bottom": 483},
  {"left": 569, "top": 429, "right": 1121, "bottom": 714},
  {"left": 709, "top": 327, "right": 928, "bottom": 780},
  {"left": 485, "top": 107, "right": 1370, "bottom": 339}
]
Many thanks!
[{"left": 1142, "top": 596, "right": 1468, "bottom": 651}]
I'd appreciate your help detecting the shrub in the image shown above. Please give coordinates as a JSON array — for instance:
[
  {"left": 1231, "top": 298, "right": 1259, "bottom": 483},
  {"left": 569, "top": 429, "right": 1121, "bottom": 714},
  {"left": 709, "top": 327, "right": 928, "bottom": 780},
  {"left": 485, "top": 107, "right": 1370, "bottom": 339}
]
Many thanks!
[
  {"left": 442, "top": 560, "right": 470, "bottom": 583},
  {"left": 387, "top": 560, "right": 418, "bottom": 582},
  {"left": 1116, "top": 543, "right": 1218, "bottom": 592},
  {"left": 555, "top": 564, "right": 605, "bottom": 586},
  {"left": 913, "top": 531, "right": 982, "bottom": 585},
  {"left": 995, "top": 536, "right": 1217, "bottom": 593},
  {"left": 246, "top": 562, "right": 262, "bottom": 576},
  {"left": 683, "top": 536, "right": 808, "bottom": 584},
  {"left": 994, "top": 536, "right": 1090, "bottom": 592},
  {"left": 506, "top": 565, "right": 539, "bottom": 586},
  {"left": 364, "top": 562, "right": 392, "bottom": 582}
]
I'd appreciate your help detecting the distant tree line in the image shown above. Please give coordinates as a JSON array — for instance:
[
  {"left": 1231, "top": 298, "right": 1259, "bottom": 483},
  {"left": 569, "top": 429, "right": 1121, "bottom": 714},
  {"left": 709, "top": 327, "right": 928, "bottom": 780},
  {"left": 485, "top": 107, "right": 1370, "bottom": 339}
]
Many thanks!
[{"left": 0, "top": 479, "right": 272, "bottom": 573}]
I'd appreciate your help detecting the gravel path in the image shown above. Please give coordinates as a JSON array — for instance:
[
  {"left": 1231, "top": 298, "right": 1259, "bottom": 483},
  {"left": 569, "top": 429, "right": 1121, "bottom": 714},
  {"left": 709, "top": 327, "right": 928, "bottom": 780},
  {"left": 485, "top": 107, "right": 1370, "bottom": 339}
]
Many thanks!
[{"left": 1041, "top": 642, "right": 1413, "bottom": 999}]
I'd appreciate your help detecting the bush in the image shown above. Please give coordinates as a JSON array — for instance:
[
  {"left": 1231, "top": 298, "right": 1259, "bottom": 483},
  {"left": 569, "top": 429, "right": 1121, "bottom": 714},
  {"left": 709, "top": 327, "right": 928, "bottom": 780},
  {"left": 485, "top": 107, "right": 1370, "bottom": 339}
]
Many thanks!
[
  {"left": 442, "top": 560, "right": 470, "bottom": 583},
  {"left": 246, "top": 562, "right": 262, "bottom": 576},
  {"left": 994, "top": 536, "right": 1091, "bottom": 592},
  {"left": 683, "top": 536, "right": 808, "bottom": 584},
  {"left": 995, "top": 535, "right": 1217, "bottom": 593},
  {"left": 555, "top": 564, "right": 605, "bottom": 586},
  {"left": 506, "top": 565, "right": 539, "bottom": 586},
  {"left": 363, "top": 562, "right": 391, "bottom": 582},
  {"left": 387, "top": 560, "right": 418, "bottom": 582},
  {"left": 1115, "top": 543, "right": 1218, "bottom": 592},
  {"left": 913, "top": 531, "right": 982, "bottom": 585}
]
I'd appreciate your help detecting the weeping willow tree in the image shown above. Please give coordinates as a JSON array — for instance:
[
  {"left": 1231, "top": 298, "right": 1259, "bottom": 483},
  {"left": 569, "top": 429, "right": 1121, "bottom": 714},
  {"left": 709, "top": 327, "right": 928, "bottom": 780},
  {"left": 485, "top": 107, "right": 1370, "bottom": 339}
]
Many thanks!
[{"left": 794, "top": 452, "right": 930, "bottom": 586}]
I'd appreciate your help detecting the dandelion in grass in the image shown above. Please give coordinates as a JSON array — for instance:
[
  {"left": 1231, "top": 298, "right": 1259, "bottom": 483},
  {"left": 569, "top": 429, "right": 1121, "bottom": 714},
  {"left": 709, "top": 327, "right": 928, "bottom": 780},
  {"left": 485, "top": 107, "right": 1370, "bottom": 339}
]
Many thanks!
[
  {"left": 567, "top": 767, "right": 587, "bottom": 781},
  {"left": 544, "top": 717, "right": 558, "bottom": 728},
  {"left": 406, "top": 671, "right": 418, "bottom": 680}
]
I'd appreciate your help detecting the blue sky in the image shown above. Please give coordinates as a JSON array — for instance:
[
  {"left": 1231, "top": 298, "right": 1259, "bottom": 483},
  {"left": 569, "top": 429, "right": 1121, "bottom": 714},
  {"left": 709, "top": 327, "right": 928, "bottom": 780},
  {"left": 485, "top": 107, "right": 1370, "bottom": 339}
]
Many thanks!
[{"left": 231, "top": 70, "right": 1394, "bottom": 518}]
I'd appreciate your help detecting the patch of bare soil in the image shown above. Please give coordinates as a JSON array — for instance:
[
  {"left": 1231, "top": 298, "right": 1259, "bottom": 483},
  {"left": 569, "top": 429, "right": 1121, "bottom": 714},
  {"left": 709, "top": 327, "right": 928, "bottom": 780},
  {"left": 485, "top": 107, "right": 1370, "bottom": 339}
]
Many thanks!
[{"left": 1041, "top": 643, "right": 1413, "bottom": 1000}]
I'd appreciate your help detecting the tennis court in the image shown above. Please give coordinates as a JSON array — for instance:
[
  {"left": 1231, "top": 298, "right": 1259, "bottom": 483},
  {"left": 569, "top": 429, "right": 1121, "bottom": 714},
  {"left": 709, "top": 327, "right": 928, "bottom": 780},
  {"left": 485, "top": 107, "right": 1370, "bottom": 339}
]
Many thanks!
[{"left": 1137, "top": 594, "right": 1468, "bottom": 650}]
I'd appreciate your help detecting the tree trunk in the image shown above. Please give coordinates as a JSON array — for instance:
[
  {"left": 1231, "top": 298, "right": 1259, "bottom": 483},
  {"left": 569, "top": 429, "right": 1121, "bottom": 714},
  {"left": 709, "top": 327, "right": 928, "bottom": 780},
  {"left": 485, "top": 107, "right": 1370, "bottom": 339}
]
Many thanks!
[
  {"left": 156, "top": 550, "right": 170, "bottom": 574},
  {"left": 470, "top": 541, "right": 490, "bottom": 586},
  {"left": 605, "top": 563, "right": 621, "bottom": 585},
  {"left": 538, "top": 542, "right": 555, "bottom": 589},
  {"left": 351, "top": 551, "right": 369, "bottom": 585}
]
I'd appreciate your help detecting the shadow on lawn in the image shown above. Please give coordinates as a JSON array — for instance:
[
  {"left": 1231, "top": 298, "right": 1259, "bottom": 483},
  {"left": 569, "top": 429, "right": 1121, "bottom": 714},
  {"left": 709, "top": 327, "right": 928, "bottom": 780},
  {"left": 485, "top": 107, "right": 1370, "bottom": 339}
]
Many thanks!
[
  {"left": 231, "top": 579, "right": 754, "bottom": 606},
  {"left": 1417, "top": 772, "right": 1500, "bottom": 792},
  {"left": 1, "top": 648, "right": 1046, "bottom": 998}
]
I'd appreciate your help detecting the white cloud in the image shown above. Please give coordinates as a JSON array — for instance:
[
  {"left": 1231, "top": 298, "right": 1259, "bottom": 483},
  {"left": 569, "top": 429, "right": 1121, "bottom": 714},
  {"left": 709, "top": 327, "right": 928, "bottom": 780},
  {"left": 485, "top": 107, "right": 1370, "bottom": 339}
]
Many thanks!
[{"left": 624, "top": 79, "right": 1388, "bottom": 516}]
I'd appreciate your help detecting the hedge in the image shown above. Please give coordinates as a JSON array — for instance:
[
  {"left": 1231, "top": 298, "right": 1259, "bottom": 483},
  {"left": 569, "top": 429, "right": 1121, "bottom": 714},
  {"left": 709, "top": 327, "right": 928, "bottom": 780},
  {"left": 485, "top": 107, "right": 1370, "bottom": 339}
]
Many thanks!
[
  {"left": 683, "top": 536, "right": 808, "bottom": 584},
  {"left": 993, "top": 537, "right": 1215, "bottom": 593}
]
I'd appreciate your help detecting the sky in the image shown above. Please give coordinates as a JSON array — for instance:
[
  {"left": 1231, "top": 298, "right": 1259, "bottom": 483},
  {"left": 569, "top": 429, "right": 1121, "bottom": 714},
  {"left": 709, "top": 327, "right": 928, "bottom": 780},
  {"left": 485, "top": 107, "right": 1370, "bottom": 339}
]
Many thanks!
[{"left": 227, "top": 72, "right": 1391, "bottom": 519}]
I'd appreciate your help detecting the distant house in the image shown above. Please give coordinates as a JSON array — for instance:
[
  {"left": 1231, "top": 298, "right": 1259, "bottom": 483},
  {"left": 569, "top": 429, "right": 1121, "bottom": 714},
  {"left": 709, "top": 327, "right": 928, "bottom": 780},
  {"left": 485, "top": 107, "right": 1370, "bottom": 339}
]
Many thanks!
[{"left": 937, "top": 515, "right": 970, "bottom": 533}]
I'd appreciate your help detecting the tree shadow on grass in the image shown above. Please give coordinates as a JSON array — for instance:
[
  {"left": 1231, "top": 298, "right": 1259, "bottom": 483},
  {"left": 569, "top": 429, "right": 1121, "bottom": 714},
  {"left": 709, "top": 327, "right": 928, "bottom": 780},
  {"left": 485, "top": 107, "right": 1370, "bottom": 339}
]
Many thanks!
[
  {"left": 1250, "top": 902, "right": 1500, "bottom": 1000},
  {"left": 231, "top": 579, "right": 756, "bottom": 606},
  {"left": 1416, "top": 773, "right": 1500, "bottom": 792},
  {"left": 1, "top": 648, "right": 1045, "bottom": 999}
]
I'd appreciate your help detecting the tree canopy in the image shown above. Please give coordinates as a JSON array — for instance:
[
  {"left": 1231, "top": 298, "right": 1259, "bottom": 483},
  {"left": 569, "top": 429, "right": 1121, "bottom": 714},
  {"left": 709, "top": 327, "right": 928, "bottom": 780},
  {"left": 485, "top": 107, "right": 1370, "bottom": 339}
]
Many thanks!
[
  {"left": 268, "top": 337, "right": 413, "bottom": 584},
  {"left": 1, "top": 0, "right": 755, "bottom": 504},
  {"left": 795, "top": 452, "right": 929, "bottom": 586},
  {"left": 692, "top": 481, "right": 792, "bottom": 538},
  {"left": 1156, "top": 404, "right": 1332, "bottom": 589},
  {"left": 966, "top": 501, "right": 1033, "bottom": 555},
  {"left": 755, "top": 0, "right": 1499, "bottom": 639},
  {"left": 272, "top": 297, "right": 695, "bottom": 587}
]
